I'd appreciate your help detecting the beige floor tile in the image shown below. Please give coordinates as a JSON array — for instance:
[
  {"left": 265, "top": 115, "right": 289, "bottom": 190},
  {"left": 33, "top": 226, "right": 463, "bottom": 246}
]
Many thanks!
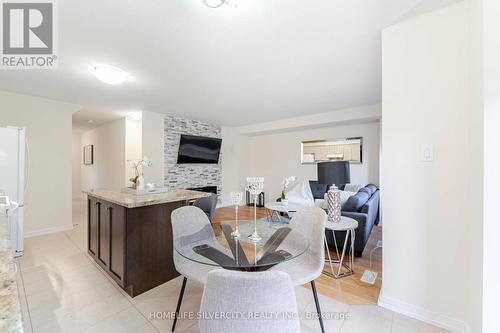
[
  {"left": 392, "top": 313, "right": 450, "bottom": 333},
  {"left": 178, "top": 321, "right": 200, "bottom": 332},
  {"left": 340, "top": 308, "right": 392, "bottom": 333},
  {"left": 135, "top": 322, "right": 161, "bottom": 333},
  {"left": 82, "top": 307, "right": 149, "bottom": 333},
  {"left": 300, "top": 293, "right": 347, "bottom": 333},
  {"left": 348, "top": 304, "right": 395, "bottom": 322},
  {"left": 24, "top": 265, "right": 110, "bottom": 297},
  {"left": 28, "top": 279, "right": 122, "bottom": 325},
  {"left": 26, "top": 272, "right": 119, "bottom": 311},
  {"left": 31, "top": 293, "right": 132, "bottom": 332}
]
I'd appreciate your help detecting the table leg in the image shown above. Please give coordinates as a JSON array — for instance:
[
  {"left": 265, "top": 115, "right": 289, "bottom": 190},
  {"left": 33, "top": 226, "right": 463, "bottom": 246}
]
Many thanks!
[
  {"left": 350, "top": 229, "right": 355, "bottom": 272},
  {"left": 324, "top": 235, "right": 335, "bottom": 277},
  {"left": 337, "top": 231, "right": 350, "bottom": 277},
  {"left": 332, "top": 229, "right": 340, "bottom": 259}
]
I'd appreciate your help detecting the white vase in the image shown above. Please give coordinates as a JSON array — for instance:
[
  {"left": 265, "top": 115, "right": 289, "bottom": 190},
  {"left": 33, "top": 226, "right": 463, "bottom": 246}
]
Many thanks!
[
  {"left": 281, "top": 198, "right": 289, "bottom": 206},
  {"left": 137, "top": 175, "right": 145, "bottom": 191}
]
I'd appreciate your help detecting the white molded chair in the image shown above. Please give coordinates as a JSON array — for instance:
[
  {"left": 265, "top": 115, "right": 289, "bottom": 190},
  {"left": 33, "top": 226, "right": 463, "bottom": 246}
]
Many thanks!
[
  {"left": 199, "top": 269, "right": 300, "bottom": 333},
  {"left": 270, "top": 206, "right": 327, "bottom": 332},
  {"left": 171, "top": 205, "right": 220, "bottom": 331}
]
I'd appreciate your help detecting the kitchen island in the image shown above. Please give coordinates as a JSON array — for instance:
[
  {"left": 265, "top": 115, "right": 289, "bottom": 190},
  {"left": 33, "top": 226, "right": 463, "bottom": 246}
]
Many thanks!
[{"left": 84, "top": 189, "right": 210, "bottom": 297}]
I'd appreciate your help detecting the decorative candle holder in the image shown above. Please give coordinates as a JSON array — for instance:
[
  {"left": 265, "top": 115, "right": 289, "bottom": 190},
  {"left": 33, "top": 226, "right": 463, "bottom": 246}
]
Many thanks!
[
  {"left": 246, "top": 177, "right": 264, "bottom": 242},
  {"left": 230, "top": 192, "right": 243, "bottom": 237}
]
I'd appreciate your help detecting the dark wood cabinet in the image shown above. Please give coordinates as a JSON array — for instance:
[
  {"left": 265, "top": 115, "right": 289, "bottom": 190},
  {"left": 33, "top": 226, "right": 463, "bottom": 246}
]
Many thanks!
[
  {"left": 88, "top": 198, "right": 126, "bottom": 287},
  {"left": 109, "top": 203, "right": 125, "bottom": 284},
  {"left": 87, "top": 198, "right": 99, "bottom": 257},
  {"left": 87, "top": 195, "right": 183, "bottom": 296}
]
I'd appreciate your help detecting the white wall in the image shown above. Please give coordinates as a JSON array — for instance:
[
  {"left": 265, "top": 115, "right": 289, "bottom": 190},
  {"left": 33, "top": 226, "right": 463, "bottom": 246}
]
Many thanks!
[
  {"left": 81, "top": 118, "right": 126, "bottom": 190},
  {"left": 483, "top": 0, "right": 500, "bottom": 331},
  {"left": 245, "top": 122, "right": 380, "bottom": 200},
  {"left": 466, "top": 0, "right": 484, "bottom": 332},
  {"left": 220, "top": 126, "right": 250, "bottom": 206},
  {"left": 381, "top": 2, "right": 481, "bottom": 332},
  {"left": 72, "top": 133, "right": 82, "bottom": 199},
  {"left": 125, "top": 117, "right": 142, "bottom": 184},
  {"left": 237, "top": 104, "right": 380, "bottom": 136},
  {"left": 0, "top": 91, "right": 81, "bottom": 235},
  {"left": 81, "top": 117, "right": 143, "bottom": 191},
  {"left": 142, "top": 111, "right": 164, "bottom": 186}
]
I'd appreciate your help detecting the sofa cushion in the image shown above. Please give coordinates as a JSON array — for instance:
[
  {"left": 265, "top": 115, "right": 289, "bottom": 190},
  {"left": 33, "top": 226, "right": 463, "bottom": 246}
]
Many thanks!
[
  {"left": 344, "top": 184, "right": 366, "bottom": 193},
  {"left": 339, "top": 190, "right": 357, "bottom": 206},
  {"left": 316, "top": 190, "right": 356, "bottom": 210},
  {"left": 364, "top": 184, "right": 378, "bottom": 195},
  {"left": 358, "top": 187, "right": 372, "bottom": 195},
  {"left": 343, "top": 191, "right": 371, "bottom": 212}
]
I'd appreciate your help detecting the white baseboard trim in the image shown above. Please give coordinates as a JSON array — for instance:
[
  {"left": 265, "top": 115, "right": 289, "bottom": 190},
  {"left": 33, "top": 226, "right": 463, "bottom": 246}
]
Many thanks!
[
  {"left": 378, "top": 294, "right": 466, "bottom": 333},
  {"left": 24, "top": 224, "right": 74, "bottom": 238}
]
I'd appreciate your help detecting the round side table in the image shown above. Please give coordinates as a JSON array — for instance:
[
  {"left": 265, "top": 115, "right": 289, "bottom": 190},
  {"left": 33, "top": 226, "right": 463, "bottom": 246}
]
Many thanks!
[{"left": 323, "top": 216, "right": 358, "bottom": 279}]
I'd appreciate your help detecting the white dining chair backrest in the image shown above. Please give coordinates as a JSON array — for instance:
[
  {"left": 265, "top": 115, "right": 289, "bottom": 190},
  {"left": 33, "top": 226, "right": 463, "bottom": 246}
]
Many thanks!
[
  {"left": 199, "top": 269, "right": 300, "bottom": 333},
  {"left": 171, "top": 205, "right": 213, "bottom": 238},
  {"left": 289, "top": 206, "right": 327, "bottom": 268}
]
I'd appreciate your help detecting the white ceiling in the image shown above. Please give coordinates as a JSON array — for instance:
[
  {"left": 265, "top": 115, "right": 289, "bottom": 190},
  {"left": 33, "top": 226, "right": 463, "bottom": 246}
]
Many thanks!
[{"left": 0, "top": 0, "right": 424, "bottom": 132}]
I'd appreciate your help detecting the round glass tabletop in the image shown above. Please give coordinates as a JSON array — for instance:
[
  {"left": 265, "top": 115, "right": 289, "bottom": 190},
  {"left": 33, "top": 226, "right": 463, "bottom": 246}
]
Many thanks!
[{"left": 174, "top": 218, "right": 309, "bottom": 271}]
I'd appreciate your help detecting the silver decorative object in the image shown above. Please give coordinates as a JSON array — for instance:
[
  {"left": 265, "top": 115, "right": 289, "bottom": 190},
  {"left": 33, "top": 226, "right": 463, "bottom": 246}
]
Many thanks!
[
  {"left": 327, "top": 184, "right": 341, "bottom": 223},
  {"left": 246, "top": 177, "right": 264, "bottom": 242},
  {"left": 230, "top": 192, "right": 243, "bottom": 237}
]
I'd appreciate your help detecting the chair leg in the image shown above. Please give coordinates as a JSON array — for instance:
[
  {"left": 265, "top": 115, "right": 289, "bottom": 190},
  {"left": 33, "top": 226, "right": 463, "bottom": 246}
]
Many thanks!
[
  {"left": 310, "top": 280, "right": 325, "bottom": 333},
  {"left": 172, "top": 277, "right": 187, "bottom": 332}
]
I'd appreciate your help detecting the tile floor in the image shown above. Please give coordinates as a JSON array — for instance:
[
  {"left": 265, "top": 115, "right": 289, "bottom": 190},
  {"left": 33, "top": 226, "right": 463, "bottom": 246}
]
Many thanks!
[{"left": 14, "top": 200, "right": 450, "bottom": 333}]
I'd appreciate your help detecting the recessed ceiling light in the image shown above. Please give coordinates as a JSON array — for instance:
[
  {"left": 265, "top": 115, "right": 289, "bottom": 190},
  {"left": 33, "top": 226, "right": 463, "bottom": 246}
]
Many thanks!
[
  {"left": 90, "top": 65, "right": 129, "bottom": 85},
  {"left": 127, "top": 112, "right": 142, "bottom": 120},
  {"left": 87, "top": 120, "right": 94, "bottom": 124}
]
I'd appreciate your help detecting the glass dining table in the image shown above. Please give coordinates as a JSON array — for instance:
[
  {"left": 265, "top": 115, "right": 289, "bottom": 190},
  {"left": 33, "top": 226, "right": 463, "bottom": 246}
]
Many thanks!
[{"left": 174, "top": 219, "right": 309, "bottom": 271}]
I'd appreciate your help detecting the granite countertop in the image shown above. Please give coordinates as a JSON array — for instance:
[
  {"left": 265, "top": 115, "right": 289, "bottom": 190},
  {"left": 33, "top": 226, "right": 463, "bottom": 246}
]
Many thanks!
[
  {"left": 0, "top": 212, "right": 23, "bottom": 333},
  {"left": 83, "top": 188, "right": 212, "bottom": 208}
]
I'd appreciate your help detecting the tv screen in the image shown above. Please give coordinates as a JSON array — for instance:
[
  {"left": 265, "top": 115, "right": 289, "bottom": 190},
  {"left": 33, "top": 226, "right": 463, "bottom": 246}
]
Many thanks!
[{"left": 177, "top": 134, "right": 222, "bottom": 164}]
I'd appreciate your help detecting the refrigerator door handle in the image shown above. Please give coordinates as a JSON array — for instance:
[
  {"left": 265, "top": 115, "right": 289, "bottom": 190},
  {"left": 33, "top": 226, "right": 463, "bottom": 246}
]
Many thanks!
[{"left": 24, "top": 137, "right": 30, "bottom": 194}]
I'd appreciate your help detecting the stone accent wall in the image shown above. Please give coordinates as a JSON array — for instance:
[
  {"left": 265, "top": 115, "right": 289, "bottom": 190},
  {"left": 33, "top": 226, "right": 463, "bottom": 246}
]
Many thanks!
[{"left": 164, "top": 115, "right": 222, "bottom": 194}]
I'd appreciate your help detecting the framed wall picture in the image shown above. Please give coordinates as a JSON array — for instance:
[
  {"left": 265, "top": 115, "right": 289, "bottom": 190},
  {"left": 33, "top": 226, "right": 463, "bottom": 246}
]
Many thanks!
[{"left": 83, "top": 145, "right": 94, "bottom": 165}]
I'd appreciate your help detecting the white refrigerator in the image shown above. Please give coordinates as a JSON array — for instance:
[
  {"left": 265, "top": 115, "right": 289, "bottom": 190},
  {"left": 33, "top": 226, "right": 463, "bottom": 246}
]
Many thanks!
[{"left": 0, "top": 126, "right": 27, "bottom": 257}]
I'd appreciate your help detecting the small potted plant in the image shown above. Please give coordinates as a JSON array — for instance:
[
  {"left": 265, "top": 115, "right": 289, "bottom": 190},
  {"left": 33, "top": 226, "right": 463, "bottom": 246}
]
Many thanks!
[
  {"left": 280, "top": 176, "right": 296, "bottom": 205},
  {"left": 127, "top": 157, "right": 152, "bottom": 190}
]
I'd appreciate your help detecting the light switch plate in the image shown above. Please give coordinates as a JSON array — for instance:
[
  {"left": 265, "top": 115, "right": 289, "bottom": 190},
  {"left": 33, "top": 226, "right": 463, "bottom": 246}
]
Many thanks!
[{"left": 421, "top": 145, "right": 434, "bottom": 162}]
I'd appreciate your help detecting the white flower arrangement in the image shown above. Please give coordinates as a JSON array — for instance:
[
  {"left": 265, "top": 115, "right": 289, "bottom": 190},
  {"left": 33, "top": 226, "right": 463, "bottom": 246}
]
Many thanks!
[
  {"left": 127, "top": 157, "right": 152, "bottom": 188},
  {"left": 281, "top": 176, "right": 297, "bottom": 199}
]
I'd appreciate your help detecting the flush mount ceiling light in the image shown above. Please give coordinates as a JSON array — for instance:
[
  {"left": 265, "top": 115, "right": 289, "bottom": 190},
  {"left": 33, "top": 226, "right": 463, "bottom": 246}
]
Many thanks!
[
  {"left": 90, "top": 65, "right": 129, "bottom": 85},
  {"left": 203, "top": 0, "right": 237, "bottom": 8},
  {"left": 127, "top": 112, "right": 143, "bottom": 120}
]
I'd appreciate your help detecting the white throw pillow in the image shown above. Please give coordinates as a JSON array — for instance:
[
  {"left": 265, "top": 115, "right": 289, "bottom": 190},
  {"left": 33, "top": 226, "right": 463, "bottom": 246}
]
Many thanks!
[
  {"left": 286, "top": 180, "right": 314, "bottom": 206},
  {"left": 339, "top": 190, "right": 357, "bottom": 206},
  {"left": 320, "top": 191, "right": 356, "bottom": 208},
  {"left": 314, "top": 199, "right": 327, "bottom": 209},
  {"left": 344, "top": 184, "right": 366, "bottom": 193}
]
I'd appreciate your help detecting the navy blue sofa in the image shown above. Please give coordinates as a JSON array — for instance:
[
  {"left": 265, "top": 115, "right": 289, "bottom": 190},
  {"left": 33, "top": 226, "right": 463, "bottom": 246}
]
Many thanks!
[{"left": 309, "top": 181, "right": 380, "bottom": 257}]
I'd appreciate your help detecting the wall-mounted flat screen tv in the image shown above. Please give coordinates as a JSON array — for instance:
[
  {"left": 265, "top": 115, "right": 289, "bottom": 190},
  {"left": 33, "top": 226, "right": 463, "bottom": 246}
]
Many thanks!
[{"left": 177, "top": 134, "right": 222, "bottom": 164}]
